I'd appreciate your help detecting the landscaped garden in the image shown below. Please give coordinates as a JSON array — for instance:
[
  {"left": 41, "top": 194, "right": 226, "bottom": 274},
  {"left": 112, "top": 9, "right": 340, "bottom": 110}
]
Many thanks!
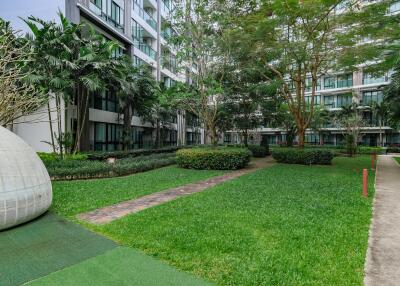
[{"left": 48, "top": 154, "right": 375, "bottom": 285}]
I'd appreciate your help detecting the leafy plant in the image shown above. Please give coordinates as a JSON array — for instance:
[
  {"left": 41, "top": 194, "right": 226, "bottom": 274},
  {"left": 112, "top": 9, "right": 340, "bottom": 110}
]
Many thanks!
[
  {"left": 177, "top": 147, "right": 251, "bottom": 170},
  {"left": 272, "top": 148, "right": 333, "bottom": 165}
]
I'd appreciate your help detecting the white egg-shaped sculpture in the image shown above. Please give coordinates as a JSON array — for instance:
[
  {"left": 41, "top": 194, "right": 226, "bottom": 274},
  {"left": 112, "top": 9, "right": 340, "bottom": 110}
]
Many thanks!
[{"left": 0, "top": 126, "right": 52, "bottom": 230}]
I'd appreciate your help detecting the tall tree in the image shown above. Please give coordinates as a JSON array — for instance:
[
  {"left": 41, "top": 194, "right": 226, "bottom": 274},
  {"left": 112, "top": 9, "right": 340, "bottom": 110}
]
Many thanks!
[
  {"left": 172, "top": 0, "right": 229, "bottom": 146},
  {"left": 0, "top": 19, "right": 46, "bottom": 127},
  {"left": 224, "top": 0, "right": 397, "bottom": 147}
]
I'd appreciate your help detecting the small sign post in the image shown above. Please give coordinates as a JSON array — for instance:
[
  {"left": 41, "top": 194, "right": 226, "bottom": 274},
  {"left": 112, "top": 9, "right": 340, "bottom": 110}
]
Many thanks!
[{"left": 363, "top": 169, "right": 368, "bottom": 198}]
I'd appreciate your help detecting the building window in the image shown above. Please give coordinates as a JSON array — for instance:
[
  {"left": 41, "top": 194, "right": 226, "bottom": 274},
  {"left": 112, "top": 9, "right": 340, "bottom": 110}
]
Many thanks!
[
  {"left": 186, "top": 112, "right": 200, "bottom": 127},
  {"left": 93, "top": 90, "right": 118, "bottom": 113},
  {"left": 305, "top": 95, "right": 321, "bottom": 106},
  {"left": 337, "top": 74, "right": 353, "bottom": 88},
  {"left": 323, "top": 95, "right": 335, "bottom": 108},
  {"left": 90, "top": 0, "right": 102, "bottom": 9},
  {"left": 131, "top": 127, "right": 144, "bottom": 149},
  {"left": 305, "top": 77, "right": 321, "bottom": 92},
  {"left": 363, "top": 72, "right": 387, "bottom": 85},
  {"left": 362, "top": 90, "right": 383, "bottom": 106},
  {"left": 336, "top": 93, "right": 353, "bottom": 107},
  {"left": 186, "top": 132, "right": 200, "bottom": 145},
  {"left": 110, "top": 1, "right": 124, "bottom": 28},
  {"left": 224, "top": 133, "right": 232, "bottom": 143},
  {"left": 324, "top": 76, "right": 336, "bottom": 89},
  {"left": 390, "top": 2, "right": 400, "bottom": 13},
  {"left": 94, "top": 123, "right": 122, "bottom": 151}
]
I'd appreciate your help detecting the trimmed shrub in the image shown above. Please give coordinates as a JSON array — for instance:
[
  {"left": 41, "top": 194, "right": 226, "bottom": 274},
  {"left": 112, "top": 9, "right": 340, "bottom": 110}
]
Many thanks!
[
  {"left": 44, "top": 153, "right": 176, "bottom": 180},
  {"left": 247, "top": 145, "right": 269, "bottom": 158},
  {"left": 177, "top": 147, "right": 251, "bottom": 170},
  {"left": 272, "top": 148, "right": 334, "bottom": 165}
]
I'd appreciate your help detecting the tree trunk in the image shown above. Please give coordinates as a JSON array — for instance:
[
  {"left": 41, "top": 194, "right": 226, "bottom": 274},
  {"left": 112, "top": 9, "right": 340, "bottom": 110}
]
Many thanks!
[
  {"left": 74, "top": 87, "right": 90, "bottom": 154},
  {"left": 243, "top": 130, "right": 248, "bottom": 147},
  {"left": 47, "top": 102, "right": 56, "bottom": 154},
  {"left": 55, "top": 95, "right": 63, "bottom": 159},
  {"left": 298, "top": 127, "right": 306, "bottom": 148},
  {"left": 210, "top": 123, "right": 218, "bottom": 147},
  {"left": 379, "top": 119, "right": 383, "bottom": 147},
  {"left": 155, "top": 118, "right": 161, "bottom": 149},
  {"left": 123, "top": 105, "right": 132, "bottom": 150}
]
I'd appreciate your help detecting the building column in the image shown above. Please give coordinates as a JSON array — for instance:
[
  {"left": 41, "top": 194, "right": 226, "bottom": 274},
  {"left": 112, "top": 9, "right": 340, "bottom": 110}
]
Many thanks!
[{"left": 65, "top": 0, "right": 80, "bottom": 24}]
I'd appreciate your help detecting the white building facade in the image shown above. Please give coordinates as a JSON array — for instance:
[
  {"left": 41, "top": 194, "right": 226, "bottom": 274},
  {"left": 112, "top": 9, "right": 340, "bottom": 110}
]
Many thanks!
[{"left": 11, "top": 0, "right": 204, "bottom": 152}]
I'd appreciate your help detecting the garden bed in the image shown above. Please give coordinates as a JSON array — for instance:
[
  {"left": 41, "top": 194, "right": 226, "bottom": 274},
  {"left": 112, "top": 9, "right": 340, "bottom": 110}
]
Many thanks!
[{"left": 43, "top": 153, "right": 177, "bottom": 181}]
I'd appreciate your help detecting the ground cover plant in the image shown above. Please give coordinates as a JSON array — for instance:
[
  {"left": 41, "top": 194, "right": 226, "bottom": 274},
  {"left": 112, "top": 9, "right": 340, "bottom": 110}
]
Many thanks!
[
  {"left": 92, "top": 156, "right": 374, "bottom": 285},
  {"left": 177, "top": 147, "right": 251, "bottom": 170},
  {"left": 272, "top": 148, "right": 334, "bottom": 165},
  {"left": 51, "top": 166, "right": 225, "bottom": 217},
  {"left": 44, "top": 153, "right": 177, "bottom": 180}
]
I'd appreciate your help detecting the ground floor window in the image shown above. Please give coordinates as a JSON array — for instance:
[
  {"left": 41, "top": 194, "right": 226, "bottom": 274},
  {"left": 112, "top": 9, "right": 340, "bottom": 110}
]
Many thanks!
[
  {"left": 186, "top": 132, "right": 200, "bottom": 145},
  {"left": 94, "top": 122, "right": 122, "bottom": 151}
]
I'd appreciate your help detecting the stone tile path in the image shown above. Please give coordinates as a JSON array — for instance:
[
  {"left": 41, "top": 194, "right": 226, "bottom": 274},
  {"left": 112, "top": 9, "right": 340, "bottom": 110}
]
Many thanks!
[
  {"left": 365, "top": 155, "right": 400, "bottom": 286},
  {"left": 78, "top": 158, "right": 274, "bottom": 225}
]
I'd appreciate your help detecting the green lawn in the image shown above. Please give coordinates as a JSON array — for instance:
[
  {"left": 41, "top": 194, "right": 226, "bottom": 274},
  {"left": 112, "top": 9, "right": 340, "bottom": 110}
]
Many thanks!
[
  {"left": 52, "top": 166, "right": 225, "bottom": 217},
  {"left": 91, "top": 156, "right": 374, "bottom": 286},
  {"left": 394, "top": 157, "right": 400, "bottom": 165}
]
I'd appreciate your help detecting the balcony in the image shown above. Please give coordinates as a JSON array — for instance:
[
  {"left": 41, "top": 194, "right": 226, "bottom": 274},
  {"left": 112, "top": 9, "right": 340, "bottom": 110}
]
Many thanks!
[
  {"left": 88, "top": 0, "right": 124, "bottom": 33},
  {"left": 135, "top": 42, "right": 156, "bottom": 60},
  {"left": 133, "top": 2, "right": 157, "bottom": 31}
]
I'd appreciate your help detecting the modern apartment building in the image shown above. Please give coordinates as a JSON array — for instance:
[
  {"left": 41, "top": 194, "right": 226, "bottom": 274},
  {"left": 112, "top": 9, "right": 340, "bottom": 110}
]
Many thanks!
[
  {"left": 222, "top": 2, "right": 400, "bottom": 147},
  {"left": 10, "top": 0, "right": 204, "bottom": 152}
]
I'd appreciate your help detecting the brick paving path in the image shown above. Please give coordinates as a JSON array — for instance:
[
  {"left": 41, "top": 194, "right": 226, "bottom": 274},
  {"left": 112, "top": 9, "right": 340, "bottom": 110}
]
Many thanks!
[{"left": 78, "top": 158, "right": 274, "bottom": 225}]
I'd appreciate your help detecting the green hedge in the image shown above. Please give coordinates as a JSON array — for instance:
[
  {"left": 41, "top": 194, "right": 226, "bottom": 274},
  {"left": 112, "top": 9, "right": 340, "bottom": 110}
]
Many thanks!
[
  {"left": 356, "top": 146, "right": 384, "bottom": 155},
  {"left": 387, "top": 147, "right": 400, "bottom": 153},
  {"left": 44, "top": 153, "right": 176, "bottom": 180},
  {"left": 85, "top": 146, "right": 184, "bottom": 161},
  {"left": 247, "top": 145, "right": 270, "bottom": 158},
  {"left": 177, "top": 148, "right": 251, "bottom": 170},
  {"left": 272, "top": 148, "right": 334, "bottom": 165}
]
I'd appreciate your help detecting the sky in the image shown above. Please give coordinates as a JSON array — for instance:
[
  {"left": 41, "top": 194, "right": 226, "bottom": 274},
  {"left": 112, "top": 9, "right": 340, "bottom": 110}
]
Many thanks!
[{"left": 0, "top": 0, "right": 64, "bottom": 34}]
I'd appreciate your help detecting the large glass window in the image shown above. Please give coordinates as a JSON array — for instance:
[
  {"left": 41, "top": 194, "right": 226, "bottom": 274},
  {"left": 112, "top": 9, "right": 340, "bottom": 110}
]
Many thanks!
[
  {"left": 337, "top": 74, "right": 353, "bottom": 88},
  {"left": 323, "top": 95, "right": 335, "bottom": 108},
  {"left": 324, "top": 76, "right": 336, "bottom": 89},
  {"left": 132, "top": 20, "right": 156, "bottom": 60},
  {"left": 363, "top": 73, "right": 387, "bottom": 85},
  {"left": 94, "top": 123, "right": 122, "bottom": 151},
  {"left": 93, "top": 90, "right": 118, "bottom": 113},
  {"left": 305, "top": 95, "right": 321, "bottom": 106},
  {"left": 362, "top": 90, "right": 383, "bottom": 106},
  {"left": 186, "top": 132, "right": 200, "bottom": 145},
  {"left": 305, "top": 77, "right": 321, "bottom": 92},
  {"left": 337, "top": 93, "right": 353, "bottom": 107}
]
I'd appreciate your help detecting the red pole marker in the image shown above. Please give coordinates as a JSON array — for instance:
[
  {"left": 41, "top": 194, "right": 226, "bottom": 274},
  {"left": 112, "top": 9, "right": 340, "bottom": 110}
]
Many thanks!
[
  {"left": 371, "top": 154, "right": 375, "bottom": 170},
  {"left": 363, "top": 169, "right": 368, "bottom": 198}
]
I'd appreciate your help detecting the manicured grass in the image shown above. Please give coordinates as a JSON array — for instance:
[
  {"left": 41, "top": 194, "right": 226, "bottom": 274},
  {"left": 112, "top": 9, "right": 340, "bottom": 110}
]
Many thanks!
[
  {"left": 93, "top": 156, "right": 375, "bottom": 285},
  {"left": 394, "top": 157, "right": 400, "bottom": 165},
  {"left": 52, "top": 166, "right": 225, "bottom": 217}
]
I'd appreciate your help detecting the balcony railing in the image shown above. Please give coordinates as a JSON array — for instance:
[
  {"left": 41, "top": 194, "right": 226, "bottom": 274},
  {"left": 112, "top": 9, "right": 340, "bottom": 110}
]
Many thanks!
[
  {"left": 135, "top": 41, "right": 156, "bottom": 60},
  {"left": 133, "top": 2, "right": 157, "bottom": 31},
  {"left": 88, "top": 1, "right": 124, "bottom": 32}
]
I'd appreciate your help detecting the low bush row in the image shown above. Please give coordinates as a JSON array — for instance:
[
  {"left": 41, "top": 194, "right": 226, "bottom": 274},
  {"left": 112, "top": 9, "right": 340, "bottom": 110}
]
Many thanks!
[
  {"left": 272, "top": 148, "right": 334, "bottom": 165},
  {"left": 44, "top": 153, "right": 176, "bottom": 180},
  {"left": 84, "top": 146, "right": 183, "bottom": 161},
  {"left": 177, "top": 147, "right": 252, "bottom": 170},
  {"left": 247, "top": 145, "right": 270, "bottom": 158},
  {"left": 387, "top": 147, "right": 400, "bottom": 153}
]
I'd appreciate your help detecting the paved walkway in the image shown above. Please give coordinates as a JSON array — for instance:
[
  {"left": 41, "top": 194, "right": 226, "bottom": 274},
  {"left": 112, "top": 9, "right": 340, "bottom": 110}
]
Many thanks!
[
  {"left": 78, "top": 158, "right": 274, "bottom": 224},
  {"left": 365, "top": 155, "right": 400, "bottom": 286}
]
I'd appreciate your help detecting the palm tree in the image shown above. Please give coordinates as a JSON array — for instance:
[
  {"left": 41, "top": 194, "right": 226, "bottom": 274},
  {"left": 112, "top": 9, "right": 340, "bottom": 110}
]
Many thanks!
[{"left": 114, "top": 60, "right": 157, "bottom": 150}]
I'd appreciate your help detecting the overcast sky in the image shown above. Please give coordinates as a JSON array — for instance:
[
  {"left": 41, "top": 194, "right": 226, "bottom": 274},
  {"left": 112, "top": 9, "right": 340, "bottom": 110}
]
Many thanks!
[{"left": 0, "top": 0, "right": 64, "bottom": 34}]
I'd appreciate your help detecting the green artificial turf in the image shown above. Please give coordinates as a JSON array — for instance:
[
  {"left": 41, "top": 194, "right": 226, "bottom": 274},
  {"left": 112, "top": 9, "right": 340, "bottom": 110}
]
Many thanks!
[
  {"left": 52, "top": 166, "right": 224, "bottom": 217},
  {"left": 0, "top": 213, "right": 116, "bottom": 286},
  {"left": 93, "top": 156, "right": 375, "bottom": 286},
  {"left": 26, "top": 247, "right": 213, "bottom": 286}
]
